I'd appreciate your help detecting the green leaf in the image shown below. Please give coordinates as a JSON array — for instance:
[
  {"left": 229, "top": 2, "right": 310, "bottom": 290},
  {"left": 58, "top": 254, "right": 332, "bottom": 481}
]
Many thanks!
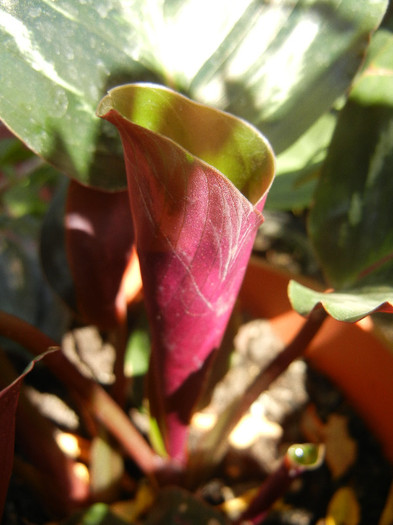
[
  {"left": 0, "top": 0, "right": 159, "bottom": 189},
  {"left": 0, "top": 1, "right": 387, "bottom": 188},
  {"left": 267, "top": 111, "right": 337, "bottom": 211},
  {"left": 288, "top": 280, "right": 393, "bottom": 322},
  {"left": 216, "top": 0, "right": 388, "bottom": 153},
  {"left": 97, "top": 83, "right": 274, "bottom": 203},
  {"left": 90, "top": 432, "right": 124, "bottom": 502},
  {"left": 308, "top": 30, "right": 393, "bottom": 292},
  {"left": 40, "top": 178, "right": 77, "bottom": 314},
  {"left": 0, "top": 210, "right": 69, "bottom": 341}
]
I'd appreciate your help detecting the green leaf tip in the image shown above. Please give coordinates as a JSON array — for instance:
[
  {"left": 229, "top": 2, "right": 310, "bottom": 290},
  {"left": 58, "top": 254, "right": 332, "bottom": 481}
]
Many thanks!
[{"left": 97, "top": 82, "right": 275, "bottom": 206}]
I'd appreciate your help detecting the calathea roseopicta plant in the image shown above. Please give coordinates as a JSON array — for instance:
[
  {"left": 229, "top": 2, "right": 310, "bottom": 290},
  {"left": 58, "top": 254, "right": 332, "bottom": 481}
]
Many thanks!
[
  {"left": 1, "top": 1, "right": 392, "bottom": 523},
  {"left": 0, "top": 83, "right": 279, "bottom": 521}
]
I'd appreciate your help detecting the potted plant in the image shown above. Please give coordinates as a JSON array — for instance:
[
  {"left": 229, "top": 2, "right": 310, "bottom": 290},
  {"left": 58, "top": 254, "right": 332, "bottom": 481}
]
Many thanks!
[{"left": 1, "top": 1, "right": 393, "bottom": 523}]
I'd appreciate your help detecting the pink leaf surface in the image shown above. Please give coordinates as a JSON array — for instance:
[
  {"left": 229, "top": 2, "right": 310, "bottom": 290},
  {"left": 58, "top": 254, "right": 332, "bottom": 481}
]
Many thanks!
[
  {"left": 0, "top": 351, "right": 55, "bottom": 520},
  {"left": 97, "top": 84, "right": 275, "bottom": 459}
]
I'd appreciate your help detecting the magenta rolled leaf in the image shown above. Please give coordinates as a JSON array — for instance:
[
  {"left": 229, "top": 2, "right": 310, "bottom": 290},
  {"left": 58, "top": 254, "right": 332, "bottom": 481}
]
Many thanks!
[{"left": 97, "top": 83, "right": 275, "bottom": 460}]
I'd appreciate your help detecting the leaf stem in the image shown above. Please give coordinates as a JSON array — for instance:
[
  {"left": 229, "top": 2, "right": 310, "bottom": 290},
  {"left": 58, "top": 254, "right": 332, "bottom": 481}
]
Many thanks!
[
  {"left": 233, "top": 459, "right": 302, "bottom": 524},
  {"left": 0, "top": 349, "right": 90, "bottom": 512},
  {"left": 234, "top": 444, "right": 324, "bottom": 524},
  {"left": 233, "top": 307, "right": 327, "bottom": 425}
]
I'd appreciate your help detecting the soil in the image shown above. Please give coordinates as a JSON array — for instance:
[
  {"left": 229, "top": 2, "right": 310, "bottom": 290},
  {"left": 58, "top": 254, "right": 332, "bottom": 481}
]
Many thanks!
[
  {"left": 192, "top": 317, "right": 393, "bottom": 525},
  {"left": 3, "top": 315, "right": 393, "bottom": 525}
]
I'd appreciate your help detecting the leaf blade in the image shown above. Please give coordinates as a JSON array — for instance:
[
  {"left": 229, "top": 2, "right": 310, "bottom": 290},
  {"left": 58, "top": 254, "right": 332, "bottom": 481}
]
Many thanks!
[
  {"left": 98, "top": 84, "right": 275, "bottom": 459},
  {"left": 289, "top": 280, "right": 393, "bottom": 322},
  {"left": 308, "top": 30, "right": 393, "bottom": 295},
  {"left": 0, "top": 0, "right": 386, "bottom": 187}
]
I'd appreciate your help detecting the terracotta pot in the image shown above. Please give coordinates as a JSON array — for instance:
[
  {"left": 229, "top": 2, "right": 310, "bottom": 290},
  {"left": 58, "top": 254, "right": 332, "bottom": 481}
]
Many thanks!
[{"left": 239, "top": 256, "right": 393, "bottom": 463}]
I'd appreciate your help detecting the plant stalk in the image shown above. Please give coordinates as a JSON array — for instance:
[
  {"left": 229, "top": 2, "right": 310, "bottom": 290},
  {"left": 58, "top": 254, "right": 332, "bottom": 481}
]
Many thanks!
[
  {"left": 232, "top": 307, "right": 327, "bottom": 428},
  {"left": 233, "top": 459, "right": 303, "bottom": 525},
  {"left": 0, "top": 348, "right": 90, "bottom": 512}
]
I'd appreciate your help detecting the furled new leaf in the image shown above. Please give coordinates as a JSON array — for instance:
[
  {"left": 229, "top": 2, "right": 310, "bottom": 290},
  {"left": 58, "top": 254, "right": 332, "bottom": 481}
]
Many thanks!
[
  {"left": 97, "top": 83, "right": 275, "bottom": 459},
  {"left": 0, "top": 1, "right": 386, "bottom": 188},
  {"left": 291, "top": 30, "right": 393, "bottom": 321}
]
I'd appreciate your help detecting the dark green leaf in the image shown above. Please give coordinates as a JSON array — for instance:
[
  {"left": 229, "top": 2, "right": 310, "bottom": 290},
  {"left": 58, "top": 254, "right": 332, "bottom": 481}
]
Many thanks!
[
  {"left": 0, "top": 0, "right": 159, "bottom": 188},
  {"left": 267, "top": 111, "right": 336, "bottom": 211},
  {"left": 217, "top": 0, "right": 387, "bottom": 153},
  {"left": 309, "top": 30, "right": 393, "bottom": 292},
  {"left": 40, "top": 178, "right": 77, "bottom": 313},
  {"left": 0, "top": 1, "right": 387, "bottom": 188}
]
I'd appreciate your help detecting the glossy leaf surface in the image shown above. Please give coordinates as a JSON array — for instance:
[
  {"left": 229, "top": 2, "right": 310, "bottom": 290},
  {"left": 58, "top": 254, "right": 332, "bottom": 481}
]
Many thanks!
[
  {"left": 292, "top": 30, "right": 393, "bottom": 320},
  {"left": 268, "top": 111, "right": 336, "bottom": 211},
  {"left": 309, "top": 30, "right": 393, "bottom": 289},
  {"left": 0, "top": 0, "right": 386, "bottom": 188},
  {"left": 97, "top": 83, "right": 275, "bottom": 459}
]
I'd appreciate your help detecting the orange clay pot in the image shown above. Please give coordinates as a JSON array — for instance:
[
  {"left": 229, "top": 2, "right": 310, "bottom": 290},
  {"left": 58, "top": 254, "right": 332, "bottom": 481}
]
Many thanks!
[{"left": 239, "top": 256, "right": 393, "bottom": 463}]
